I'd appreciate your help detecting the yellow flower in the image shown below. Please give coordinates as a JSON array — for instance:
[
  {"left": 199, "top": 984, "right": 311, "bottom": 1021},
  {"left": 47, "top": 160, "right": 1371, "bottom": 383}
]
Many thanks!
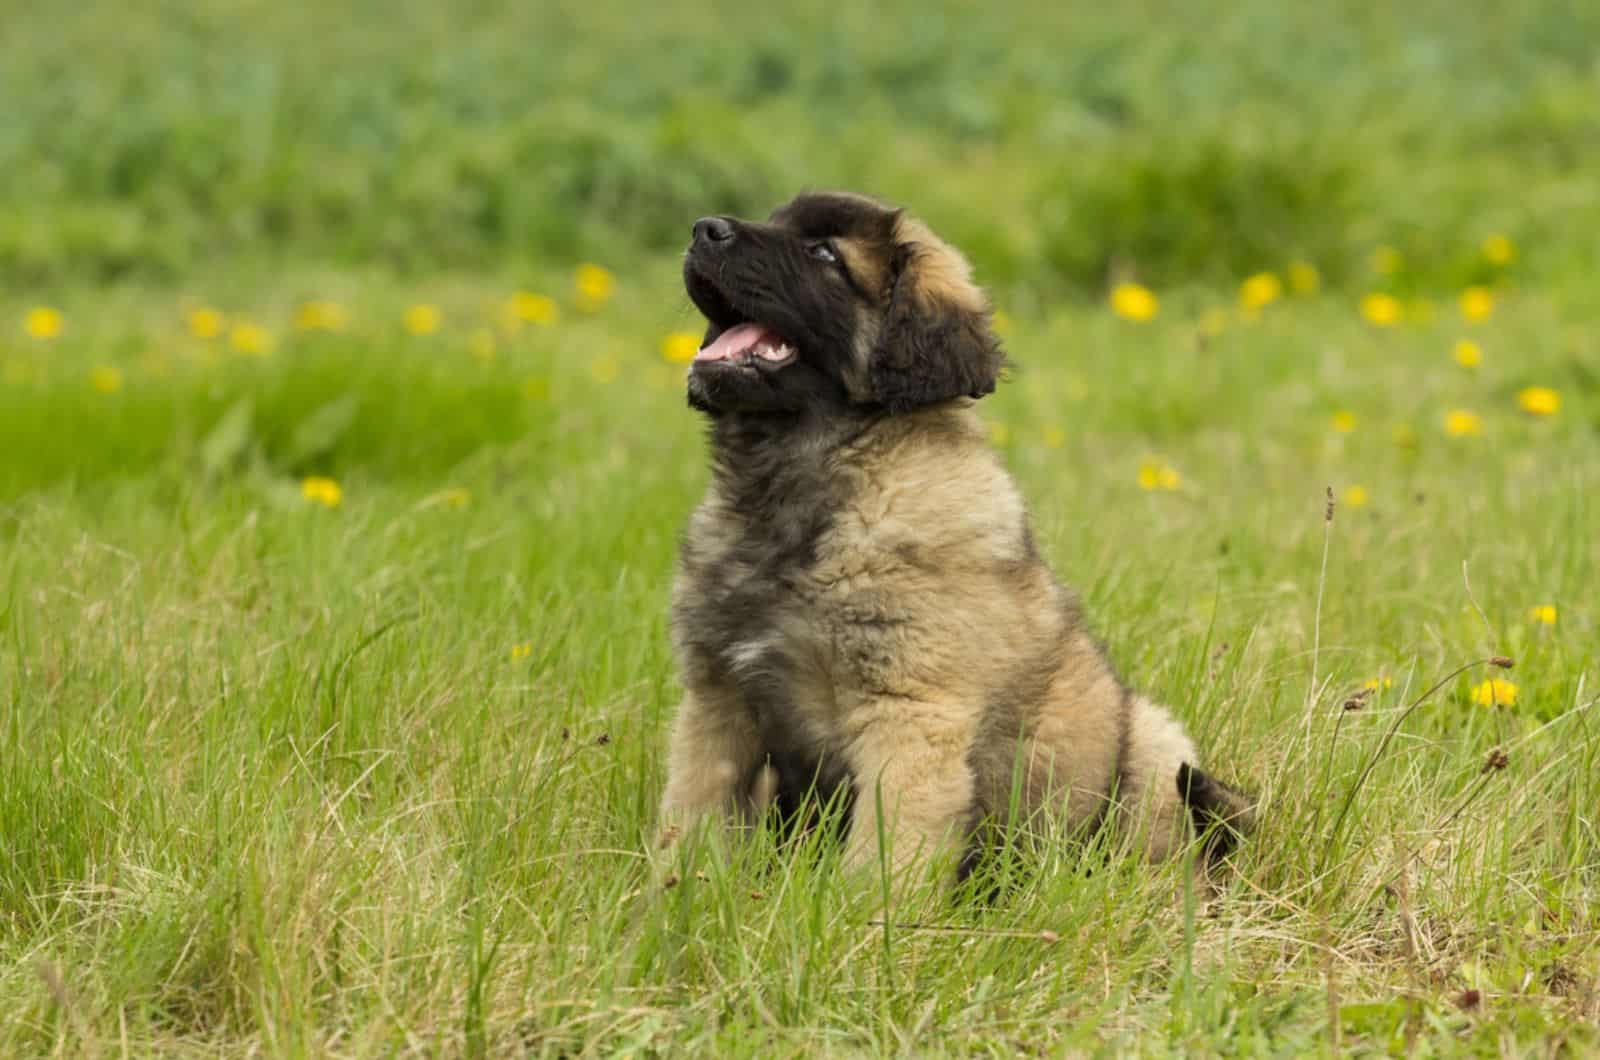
[
  {"left": 524, "top": 376, "right": 551, "bottom": 401},
  {"left": 1360, "top": 292, "right": 1402, "bottom": 327},
  {"left": 1342, "top": 485, "right": 1369, "bottom": 508},
  {"left": 1041, "top": 425, "right": 1066, "bottom": 449},
  {"left": 1517, "top": 386, "right": 1560, "bottom": 417},
  {"left": 1452, "top": 339, "right": 1483, "bottom": 369},
  {"left": 1287, "top": 261, "right": 1321, "bottom": 294},
  {"left": 1471, "top": 678, "right": 1518, "bottom": 708},
  {"left": 1238, "top": 272, "right": 1283, "bottom": 311},
  {"left": 988, "top": 422, "right": 1011, "bottom": 447},
  {"left": 1137, "top": 460, "right": 1181, "bottom": 491},
  {"left": 442, "top": 487, "right": 470, "bottom": 509},
  {"left": 510, "top": 291, "right": 559, "bottom": 325},
  {"left": 1198, "top": 307, "right": 1229, "bottom": 337},
  {"left": 1110, "top": 282, "right": 1159, "bottom": 322},
  {"left": 1460, "top": 286, "right": 1495, "bottom": 323},
  {"left": 89, "top": 366, "right": 123, "bottom": 393},
  {"left": 1371, "top": 246, "right": 1403, "bottom": 275},
  {"left": 229, "top": 321, "right": 274, "bottom": 356},
  {"left": 301, "top": 476, "right": 343, "bottom": 508},
  {"left": 661, "top": 332, "right": 701, "bottom": 364},
  {"left": 1331, "top": 411, "right": 1357, "bottom": 434},
  {"left": 188, "top": 307, "right": 225, "bottom": 339},
  {"left": 1444, "top": 410, "right": 1484, "bottom": 438},
  {"left": 991, "top": 310, "right": 1014, "bottom": 338},
  {"left": 1364, "top": 676, "right": 1394, "bottom": 691},
  {"left": 574, "top": 264, "right": 615, "bottom": 312},
  {"left": 1528, "top": 605, "right": 1557, "bottom": 626},
  {"left": 295, "top": 300, "right": 347, "bottom": 332},
  {"left": 511, "top": 642, "right": 534, "bottom": 661},
  {"left": 1482, "top": 234, "right": 1516, "bottom": 266},
  {"left": 468, "top": 328, "right": 497, "bottom": 363},
  {"left": 589, "top": 354, "right": 620, "bottom": 384},
  {"left": 403, "top": 304, "right": 441, "bottom": 335},
  {"left": 24, "top": 306, "right": 64, "bottom": 339}
]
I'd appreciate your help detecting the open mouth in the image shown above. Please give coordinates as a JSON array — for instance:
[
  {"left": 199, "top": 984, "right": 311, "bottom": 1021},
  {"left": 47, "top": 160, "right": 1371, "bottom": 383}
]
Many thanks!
[{"left": 694, "top": 322, "right": 796, "bottom": 369}]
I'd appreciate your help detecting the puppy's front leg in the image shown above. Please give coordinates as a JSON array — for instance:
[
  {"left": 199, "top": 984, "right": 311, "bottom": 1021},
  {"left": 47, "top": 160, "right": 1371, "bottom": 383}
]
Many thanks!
[
  {"left": 841, "top": 700, "right": 976, "bottom": 884},
  {"left": 655, "top": 689, "right": 764, "bottom": 859}
]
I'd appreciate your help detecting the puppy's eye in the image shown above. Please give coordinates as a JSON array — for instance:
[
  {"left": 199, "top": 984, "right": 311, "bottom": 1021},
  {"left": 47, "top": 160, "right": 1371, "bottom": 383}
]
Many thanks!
[{"left": 807, "top": 241, "right": 840, "bottom": 265}]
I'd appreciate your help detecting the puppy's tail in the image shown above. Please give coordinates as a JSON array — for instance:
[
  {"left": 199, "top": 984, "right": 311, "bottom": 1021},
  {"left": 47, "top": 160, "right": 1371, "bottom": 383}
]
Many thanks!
[{"left": 1176, "top": 763, "right": 1255, "bottom": 862}]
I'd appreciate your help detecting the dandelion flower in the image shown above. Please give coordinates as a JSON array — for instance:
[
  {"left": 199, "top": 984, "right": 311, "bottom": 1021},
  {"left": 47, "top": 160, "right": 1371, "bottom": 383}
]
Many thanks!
[
  {"left": 1041, "top": 425, "right": 1066, "bottom": 449},
  {"left": 1239, "top": 272, "right": 1283, "bottom": 311},
  {"left": 1371, "top": 246, "right": 1403, "bottom": 275},
  {"left": 188, "top": 307, "right": 225, "bottom": 339},
  {"left": 24, "top": 306, "right": 63, "bottom": 339},
  {"left": 468, "top": 328, "right": 497, "bottom": 363},
  {"left": 1331, "top": 411, "right": 1357, "bottom": 434},
  {"left": 988, "top": 422, "right": 1011, "bottom": 447},
  {"left": 1482, "top": 234, "right": 1516, "bottom": 266},
  {"left": 1287, "top": 261, "right": 1321, "bottom": 294},
  {"left": 1342, "top": 484, "right": 1369, "bottom": 508},
  {"left": 1528, "top": 605, "right": 1556, "bottom": 626},
  {"left": 295, "top": 300, "right": 347, "bottom": 332},
  {"left": 661, "top": 332, "right": 700, "bottom": 365},
  {"left": 1517, "top": 386, "right": 1560, "bottom": 417},
  {"left": 403, "top": 304, "right": 441, "bottom": 335},
  {"left": 1138, "top": 460, "right": 1181, "bottom": 491},
  {"left": 1364, "top": 676, "right": 1394, "bottom": 691},
  {"left": 511, "top": 642, "right": 534, "bottom": 661},
  {"left": 301, "top": 476, "right": 343, "bottom": 508},
  {"left": 574, "top": 264, "right": 615, "bottom": 313},
  {"left": 524, "top": 376, "right": 551, "bottom": 401},
  {"left": 1110, "top": 283, "right": 1158, "bottom": 322},
  {"left": 1444, "top": 410, "right": 1484, "bottom": 438},
  {"left": 510, "top": 291, "right": 559, "bottom": 325},
  {"left": 1471, "top": 678, "right": 1518, "bottom": 708},
  {"left": 229, "top": 321, "right": 274, "bottom": 356},
  {"left": 1459, "top": 286, "right": 1495, "bottom": 323},
  {"left": 1452, "top": 339, "right": 1483, "bottom": 369},
  {"left": 89, "top": 366, "right": 123, "bottom": 393},
  {"left": 1360, "top": 293, "right": 1402, "bottom": 327}
]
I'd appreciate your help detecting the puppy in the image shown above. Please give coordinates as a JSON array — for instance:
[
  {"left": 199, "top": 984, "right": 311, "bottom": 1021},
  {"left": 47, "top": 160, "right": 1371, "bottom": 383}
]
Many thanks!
[{"left": 655, "top": 192, "right": 1252, "bottom": 883}]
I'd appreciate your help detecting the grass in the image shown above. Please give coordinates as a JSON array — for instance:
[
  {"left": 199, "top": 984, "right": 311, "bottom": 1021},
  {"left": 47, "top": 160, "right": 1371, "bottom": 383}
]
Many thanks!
[{"left": 3, "top": 0, "right": 1598, "bottom": 1054}]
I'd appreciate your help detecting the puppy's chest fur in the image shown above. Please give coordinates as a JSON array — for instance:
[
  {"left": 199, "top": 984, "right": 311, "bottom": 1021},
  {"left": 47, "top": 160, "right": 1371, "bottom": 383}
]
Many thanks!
[{"left": 672, "top": 408, "right": 1045, "bottom": 814}]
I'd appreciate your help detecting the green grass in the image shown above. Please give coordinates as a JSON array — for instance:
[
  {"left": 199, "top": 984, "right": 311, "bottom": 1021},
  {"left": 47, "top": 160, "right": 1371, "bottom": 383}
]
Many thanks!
[{"left": 3, "top": 0, "right": 1599, "bottom": 1054}]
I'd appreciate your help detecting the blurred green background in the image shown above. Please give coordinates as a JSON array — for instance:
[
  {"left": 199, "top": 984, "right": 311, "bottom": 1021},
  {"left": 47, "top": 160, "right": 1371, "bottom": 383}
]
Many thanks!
[{"left": 6, "top": 0, "right": 1599, "bottom": 294}]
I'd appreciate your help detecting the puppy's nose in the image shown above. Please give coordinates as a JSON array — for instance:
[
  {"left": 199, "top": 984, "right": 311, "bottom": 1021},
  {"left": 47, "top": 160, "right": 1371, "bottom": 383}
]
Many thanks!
[{"left": 692, "top": 216, "right": 736, "bottom": 247}]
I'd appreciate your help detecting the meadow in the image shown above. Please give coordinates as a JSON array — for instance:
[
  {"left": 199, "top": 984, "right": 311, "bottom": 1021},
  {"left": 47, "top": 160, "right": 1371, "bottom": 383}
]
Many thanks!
[{"left": 2, "top": 1, "right": 1598, "bottom": 1055}]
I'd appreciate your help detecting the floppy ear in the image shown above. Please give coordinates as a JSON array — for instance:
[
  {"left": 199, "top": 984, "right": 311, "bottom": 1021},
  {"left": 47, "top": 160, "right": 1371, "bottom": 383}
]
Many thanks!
[{"left": 869, "top": 237, "right": 1004, "bottom": 413}]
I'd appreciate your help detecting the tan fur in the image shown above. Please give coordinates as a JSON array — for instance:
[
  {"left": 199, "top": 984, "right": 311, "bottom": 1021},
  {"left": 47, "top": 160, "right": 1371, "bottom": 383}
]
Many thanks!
[
  {"left": 892, "top": 216, "right": 986, "bottom": 314},
  {"left": 658, "top": 196, "right": 1233, "bottom": 884}
]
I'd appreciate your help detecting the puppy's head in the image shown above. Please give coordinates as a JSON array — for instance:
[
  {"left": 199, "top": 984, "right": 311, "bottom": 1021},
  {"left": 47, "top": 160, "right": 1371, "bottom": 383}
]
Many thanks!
[{"left": 681, "top": 192, "right": 1004, "bottom": 416}]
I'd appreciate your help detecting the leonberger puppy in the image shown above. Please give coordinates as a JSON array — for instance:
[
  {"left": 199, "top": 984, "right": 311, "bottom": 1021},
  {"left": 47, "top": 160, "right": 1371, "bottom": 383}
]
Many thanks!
[{"left": 655, "top": 191, "right": 1252, "bottom": 886}]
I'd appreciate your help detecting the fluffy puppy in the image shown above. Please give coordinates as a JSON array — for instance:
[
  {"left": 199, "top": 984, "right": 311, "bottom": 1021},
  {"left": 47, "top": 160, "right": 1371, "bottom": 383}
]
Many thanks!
[{"left": 655, "top": 191, "right": 1251, "bottom": 882}]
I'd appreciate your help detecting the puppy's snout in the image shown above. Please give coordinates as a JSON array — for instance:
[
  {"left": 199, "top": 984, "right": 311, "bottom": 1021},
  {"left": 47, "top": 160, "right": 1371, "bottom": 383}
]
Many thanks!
[{"left": 692, "top": 216, "right": 737, "bottom": 249}]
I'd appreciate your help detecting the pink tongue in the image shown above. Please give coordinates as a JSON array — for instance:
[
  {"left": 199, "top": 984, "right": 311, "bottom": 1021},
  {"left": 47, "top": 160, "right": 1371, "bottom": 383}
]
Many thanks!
[{"left": 695, "top": 322, "right": 776, "bottom": 362}]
